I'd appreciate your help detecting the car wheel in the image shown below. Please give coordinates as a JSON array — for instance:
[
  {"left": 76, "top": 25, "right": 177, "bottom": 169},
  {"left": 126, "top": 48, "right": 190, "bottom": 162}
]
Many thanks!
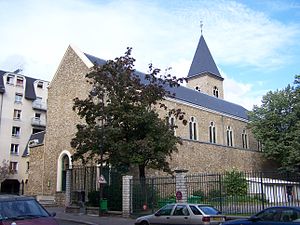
[{"left": 140, "top": 221, "right": 149, "bottom": 225}]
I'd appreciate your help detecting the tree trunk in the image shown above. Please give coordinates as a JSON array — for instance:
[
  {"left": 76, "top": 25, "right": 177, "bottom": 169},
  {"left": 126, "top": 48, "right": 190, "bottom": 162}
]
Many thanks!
[{"left": 139, "top": 164, "right": 146, "bottom": 179}]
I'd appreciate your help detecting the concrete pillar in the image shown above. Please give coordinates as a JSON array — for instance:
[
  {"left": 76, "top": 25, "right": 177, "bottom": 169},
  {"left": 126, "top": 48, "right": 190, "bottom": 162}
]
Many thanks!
[
  {"left": 65, "top": 169, "right": 72, "bottom": 206},
  {"left": 175, "top": 169, "right": 188, "bottom": 203},
  {"left": 122, "top": 175, "right": 133, "bottom": 217}
]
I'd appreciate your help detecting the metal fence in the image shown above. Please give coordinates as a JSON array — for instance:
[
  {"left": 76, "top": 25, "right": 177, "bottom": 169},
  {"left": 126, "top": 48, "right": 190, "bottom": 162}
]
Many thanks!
[
  {"left": 130, "top": 171, "right": 300, "bottom": 216},
  {"left": 186, "top": 171, "right": 300, "bottom": 215},
  {"left": 130, "top": 176, "right": 176, "bottom": 216},
  {"left": 70, "top": 166, "right": 122, "bottom": 211}
]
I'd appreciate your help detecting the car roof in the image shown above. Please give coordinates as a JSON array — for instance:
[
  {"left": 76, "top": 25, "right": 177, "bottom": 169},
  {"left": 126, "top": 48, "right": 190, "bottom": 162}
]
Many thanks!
[{"left": 0, "top": 194, "right": 35, "bottom": 202}]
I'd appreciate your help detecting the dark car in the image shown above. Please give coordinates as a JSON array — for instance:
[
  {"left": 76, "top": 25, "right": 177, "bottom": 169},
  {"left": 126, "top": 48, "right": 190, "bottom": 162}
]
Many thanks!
[
  {"left": 221, "top": 206, "right": 300, "bottom": 225},
  {"left": 0, "top": 195, "right": 58, "bottom": 225},
  {"left": 135, "top": 203, "right": 225, "bottom": 225}
]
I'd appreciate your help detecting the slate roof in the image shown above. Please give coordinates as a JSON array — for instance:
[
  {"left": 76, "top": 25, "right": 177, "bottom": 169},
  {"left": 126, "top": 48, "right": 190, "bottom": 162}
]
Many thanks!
[
  {"left": 188, "top": 35, "right": 223, "bottom": 80},
  {"left": 84, "top": 53, "right": 248, "bottom": 120},
  {"left": 23, "top": 131, "right": 45, "bottom": 156},
  {"left": 0, "top": 69, "right": 38, "bottom": 100}
]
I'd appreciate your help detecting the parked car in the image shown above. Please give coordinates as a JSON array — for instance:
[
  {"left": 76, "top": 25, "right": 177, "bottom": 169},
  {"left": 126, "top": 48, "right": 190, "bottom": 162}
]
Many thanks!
[
  {"left": 135, "top": 203, "right": 225, "bottom": 225},
  {"left": 220, "top": 206, "right": 300, "bottom": 225},
  {"left": 0, "top": 194, "right": 58, "bottom": 225}
]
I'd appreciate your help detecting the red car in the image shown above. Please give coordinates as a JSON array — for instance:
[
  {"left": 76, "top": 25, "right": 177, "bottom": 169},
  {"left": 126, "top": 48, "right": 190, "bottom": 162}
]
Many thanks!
[{"left": 0, "top": 195, "right": 58, "bottom": 225}]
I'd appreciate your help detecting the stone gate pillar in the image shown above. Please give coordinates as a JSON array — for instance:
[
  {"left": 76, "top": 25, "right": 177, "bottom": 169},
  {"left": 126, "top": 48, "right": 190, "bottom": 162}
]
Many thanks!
[
  {"left": 175, "top": 169, "right": 188, "bottom": 203},
  {"left": 122, "top": 175, "right": 133, "bottom": 217},
  {"left": 65, "top": 169, "right": 72, "bottom": 206}
]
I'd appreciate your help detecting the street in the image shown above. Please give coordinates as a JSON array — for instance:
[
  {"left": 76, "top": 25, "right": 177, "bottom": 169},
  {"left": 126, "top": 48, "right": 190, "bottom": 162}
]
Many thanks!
[{"left": 55, "top": 218, "right": 134, "bottom": 225}]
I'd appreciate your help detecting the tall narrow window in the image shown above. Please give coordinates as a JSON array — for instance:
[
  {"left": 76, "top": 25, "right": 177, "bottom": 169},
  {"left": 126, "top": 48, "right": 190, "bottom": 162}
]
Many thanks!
[
  {"left": 12, "top": 126, "right": 20, "bottom": 137},
  {"left": 61, "top": 155, "right": 69, "bottom": 192},
  {"left": 168, "top": 116, "right": 176, "bottom": 135},
  {"left": 10, "top": 162, "right": 18, "bottom": 173},
  {"left": 226, "top": 126, "right": 233, "bottom": 147},
  {"left": 242, "top": 129, "right": 248, "bottom": 149},
  {"left": 13, "top": 109, "right": 21, "bottom": 120},
  {"left": 16, "top": 77, "right": 24, "bottom": 87},
  {"left": 10, "top": 144, "right": 19, "bottom": 155},
  {"left": 6, "top": 75, "right": 14, "bottom": 84},
  {"left": 15, "top": 93, "right": 23, "bottom": 103},
  {"left": 209, "top": 122, "right": 216, "bottom": 143},
  {"left": 189, "top": 116, "right": 197, "bottom": 140},
  {"left": 213, "top": 86, "right": 219, "bottom": 98}
]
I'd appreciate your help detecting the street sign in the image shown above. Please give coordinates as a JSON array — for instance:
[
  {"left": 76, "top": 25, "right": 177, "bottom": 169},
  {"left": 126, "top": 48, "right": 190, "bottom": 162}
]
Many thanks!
[{"left": 98, "top": 175, "right": 107, "bottom": 184}]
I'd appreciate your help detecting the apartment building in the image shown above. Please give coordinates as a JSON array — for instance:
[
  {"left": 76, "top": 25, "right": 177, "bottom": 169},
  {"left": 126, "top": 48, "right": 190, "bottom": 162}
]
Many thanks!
[{"left": 0, "top": 70, "right": 48, "bottom": 194}]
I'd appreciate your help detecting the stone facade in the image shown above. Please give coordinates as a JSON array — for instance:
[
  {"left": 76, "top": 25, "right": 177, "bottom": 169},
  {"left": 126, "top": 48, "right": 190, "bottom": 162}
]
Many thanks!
[{"left": 26, "top": 40, "right": 275, "bottom": 205}]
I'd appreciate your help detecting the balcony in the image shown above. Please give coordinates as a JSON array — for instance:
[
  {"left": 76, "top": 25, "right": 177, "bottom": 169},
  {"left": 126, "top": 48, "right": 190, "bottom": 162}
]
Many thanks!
[
  {"left": 32, "top": 100, "right": 47, "bottom": 111},
  {"left": 31, "top": 117, "right": 46, "bottom": 127}
]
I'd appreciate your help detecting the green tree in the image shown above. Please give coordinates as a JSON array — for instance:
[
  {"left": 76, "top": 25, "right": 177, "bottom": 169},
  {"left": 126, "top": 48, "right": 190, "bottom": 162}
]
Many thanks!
[
  {"left": 223, "top": 170, "right": 247, "bottom": 196},
  {"left": 248, "top": 75, "right": 300, "bottom": 173},
  {"left": 71, "top": 48, "right": 186, "bottom": 178}
]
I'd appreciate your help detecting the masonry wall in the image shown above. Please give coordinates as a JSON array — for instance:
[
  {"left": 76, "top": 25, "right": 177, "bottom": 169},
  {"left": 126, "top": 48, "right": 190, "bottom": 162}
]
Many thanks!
[{"left": 41, "top": 46, "right": 91, "bottom": 197}]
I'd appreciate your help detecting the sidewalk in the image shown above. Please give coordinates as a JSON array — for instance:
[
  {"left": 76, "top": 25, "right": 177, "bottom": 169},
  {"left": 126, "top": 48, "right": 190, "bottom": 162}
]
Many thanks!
[{"left": 45, "top": 207, "right": 135, "bottom": 225}]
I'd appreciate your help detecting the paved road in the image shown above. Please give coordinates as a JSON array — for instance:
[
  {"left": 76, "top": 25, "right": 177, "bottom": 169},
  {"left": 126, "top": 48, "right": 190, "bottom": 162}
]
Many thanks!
[{"left": 56, "top": 219, "right": 84, "bottom": 225}]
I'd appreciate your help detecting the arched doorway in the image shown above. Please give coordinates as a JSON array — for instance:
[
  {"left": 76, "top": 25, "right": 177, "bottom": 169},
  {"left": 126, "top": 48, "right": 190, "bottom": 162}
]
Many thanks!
[
  {"left": 56, "top": 150, "right": 72, "bottom": 192},
  {"left": 1, "top": 179, "right": 20, "bottom": 194}
]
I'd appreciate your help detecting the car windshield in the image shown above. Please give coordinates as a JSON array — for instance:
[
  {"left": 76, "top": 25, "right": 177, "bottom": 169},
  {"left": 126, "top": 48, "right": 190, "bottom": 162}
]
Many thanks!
[
  {"left": 0, "top": 198, "right": 49, "bottom": 221},
  {"left": 198, "top": 205, "right": 220, "bottom": 215}
]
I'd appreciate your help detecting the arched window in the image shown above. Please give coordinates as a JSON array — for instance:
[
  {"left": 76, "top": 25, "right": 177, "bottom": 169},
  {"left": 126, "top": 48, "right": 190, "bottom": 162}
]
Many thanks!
[
  {"left": 242, "top": 129, "right": 248, "bottom": 149},
  {"left": 226, "top": 126, "right": 233, "bottom": 147},
  {"left": 189, "top": 116, "right": 197, "bottom": 140},
  {"left": 213, "top": 86, "right": 219, "bottom": 98},
  {"left": 167, "top": 116, "right": 176, "bottom": 135},
  {"left": 209, "top": 122, "right": 216, "bottom": 143}
]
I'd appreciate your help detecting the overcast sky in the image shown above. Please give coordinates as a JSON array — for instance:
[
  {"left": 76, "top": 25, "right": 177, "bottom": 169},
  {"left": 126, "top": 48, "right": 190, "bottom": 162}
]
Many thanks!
[{"left": 0, "top": 0, "right": 299, "bottom": 110}]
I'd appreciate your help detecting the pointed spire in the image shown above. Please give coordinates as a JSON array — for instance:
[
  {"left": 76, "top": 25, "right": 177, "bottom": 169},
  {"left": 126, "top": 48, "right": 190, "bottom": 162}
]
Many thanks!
[{"left": 187, "top": 30, "right": 222, "bottom": 79}]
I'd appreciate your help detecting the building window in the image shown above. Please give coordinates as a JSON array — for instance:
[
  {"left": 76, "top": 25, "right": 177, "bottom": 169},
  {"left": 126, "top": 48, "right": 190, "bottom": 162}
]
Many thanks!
[
  {"left": 242, "top": 129, "right": 248, "bottom": 149},
  {"left": 12, "top": 126, "right": 20, "bottom": 137},
  {"left": 213, "top": 86, "right": 219, "bottom": 98},
  {"left": 189, "top": 116, "right": 197, "bottom": 140},
  {"left": 26, "top": 162, "right": 30, "bottom": 173},
  {"left": 209, "top": 121, "right": 216, "bottom": 143},
  {"left": 37, "top": 81, "right": 43, "bottom": 88},
  {"left": 226, "top": 126, "right": 233, "bottom": 147},
  {"left": 195, "top": 86, "right": 201, "bottom": 92},
  {"left": 10, "top": 144, "right": 19, "bottom": 155},
  {"left": 257, "top": 140, "right": 263, "bottom": 152},
  {"left": 16, "top": 77, "right": 24, "bottom": 87},
  {"left": 35, "top": 112, "right": 41, "bottom": 119},
  {"left": 13, "top": 109, "right": 21, "bottom": 120},
  {"left": 15, "top": 93, "right": 23, "bottom": 103},
  {"left": 6, "top": 75, "right": 14, "bottom": 85},
  {"left": 167, "top": 116, "right": 176, "bottom": 135},
  {"left": 10, "top": 161, "right": 18, "bottom": 173}
]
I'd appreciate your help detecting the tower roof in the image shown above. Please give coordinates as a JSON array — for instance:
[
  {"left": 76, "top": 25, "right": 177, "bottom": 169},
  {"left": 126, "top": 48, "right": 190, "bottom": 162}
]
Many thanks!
[{"left": 188, "top": 35, "right": 222, "bottom": 79}]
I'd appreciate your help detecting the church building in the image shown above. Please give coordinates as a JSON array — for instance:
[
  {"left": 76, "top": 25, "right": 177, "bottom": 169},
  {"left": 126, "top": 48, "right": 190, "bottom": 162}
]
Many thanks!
[{"left": 26, "top": 33, "right": 274, "bottom": 205}]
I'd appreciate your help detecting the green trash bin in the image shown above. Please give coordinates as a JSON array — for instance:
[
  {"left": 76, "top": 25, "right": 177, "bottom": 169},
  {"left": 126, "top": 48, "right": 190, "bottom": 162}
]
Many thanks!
[{"left": 100, "top": 199, "right": 108, "bottom": 212}]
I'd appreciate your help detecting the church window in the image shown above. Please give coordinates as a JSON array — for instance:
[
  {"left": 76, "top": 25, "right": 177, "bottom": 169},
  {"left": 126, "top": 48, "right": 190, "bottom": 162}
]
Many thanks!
[
  {"left": 189, "top": 116, "right": 197, "bottom": 140},
  {"left": 167, "top": 116, "right": 176, "bottom": 135},
  {"left": 209, "top": 122, "right": 216, "bottom": 143},
  {"left": 226, "top": 126, "right": 233, "bottom": 147},
  {"left": 213, "top": 86, "right": 219, "bottom": 98},
  {"left": 242, "top": 129, "right": 248, "bottom": 149}
]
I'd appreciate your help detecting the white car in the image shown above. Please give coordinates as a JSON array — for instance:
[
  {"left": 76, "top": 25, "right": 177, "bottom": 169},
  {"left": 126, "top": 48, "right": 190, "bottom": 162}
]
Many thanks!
[{"left": 135, "top": 203, "right": 225, "bottom": 225}]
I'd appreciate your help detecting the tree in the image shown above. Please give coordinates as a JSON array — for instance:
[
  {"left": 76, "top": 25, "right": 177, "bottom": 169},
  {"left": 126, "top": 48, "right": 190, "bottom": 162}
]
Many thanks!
[
  {"left": 223, "top": 170, "right": 247, "bottom": 196},
  {"left": 0, "top": 160, "right": 11, "bottom": 189},
  {"left": 71, "top": 48, "right": 186, "bottom": 178},
  {"left": 248, "top": 75, "right": 300, "bottom": 173}
]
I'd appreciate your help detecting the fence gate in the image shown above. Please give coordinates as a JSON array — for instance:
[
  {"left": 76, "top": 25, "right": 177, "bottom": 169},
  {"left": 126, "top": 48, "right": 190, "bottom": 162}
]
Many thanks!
[
  {"left": 70, "top": 165, "right": 122, "bottom": 211},
  {"left": 130, "top": 176, "right": 176, "bottom": 216}
]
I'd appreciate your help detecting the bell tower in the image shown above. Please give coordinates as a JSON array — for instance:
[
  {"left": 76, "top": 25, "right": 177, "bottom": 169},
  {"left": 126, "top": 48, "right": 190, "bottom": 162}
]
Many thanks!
[{"left": 186, "top": 23, "right": 224, "bottom": 99}]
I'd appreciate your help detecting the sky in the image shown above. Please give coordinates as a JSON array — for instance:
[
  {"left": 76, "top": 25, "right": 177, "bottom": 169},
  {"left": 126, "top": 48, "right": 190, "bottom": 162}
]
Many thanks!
[{"left": 0, "top": 0, "right": 299, "bottom": 110}]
